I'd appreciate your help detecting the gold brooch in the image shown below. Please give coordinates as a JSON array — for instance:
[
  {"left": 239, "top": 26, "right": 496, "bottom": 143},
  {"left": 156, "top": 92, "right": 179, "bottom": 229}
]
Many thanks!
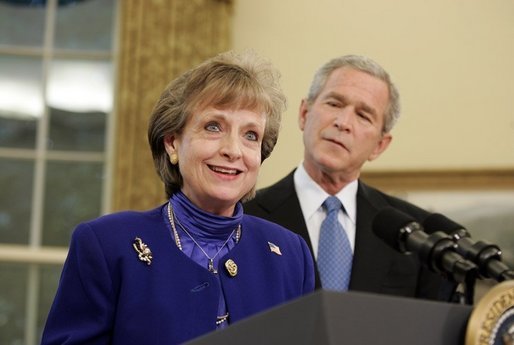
[
  {"left": 225, "top": 259, "right": 238, "bottom": 277},
  {"left": 133, "top": 237, "right": 153, "bottom": 265}
]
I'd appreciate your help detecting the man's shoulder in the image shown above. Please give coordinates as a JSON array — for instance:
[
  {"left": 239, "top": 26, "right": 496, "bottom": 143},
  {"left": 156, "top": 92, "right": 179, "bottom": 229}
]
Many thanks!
[
  {"left": 245, "top": 170, "right": 297, "bottom": 211},
  {"left": 256, "top": 170, "right": 296, "bottom": 196},
  {"left": 358, "top": 181, "right": 430, "bottom": 220}
]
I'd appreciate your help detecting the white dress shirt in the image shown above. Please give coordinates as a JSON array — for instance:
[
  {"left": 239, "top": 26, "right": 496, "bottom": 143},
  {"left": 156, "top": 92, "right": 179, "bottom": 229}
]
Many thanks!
[{"left": 293, "top": 163, "right": 357, "bottom": 259}]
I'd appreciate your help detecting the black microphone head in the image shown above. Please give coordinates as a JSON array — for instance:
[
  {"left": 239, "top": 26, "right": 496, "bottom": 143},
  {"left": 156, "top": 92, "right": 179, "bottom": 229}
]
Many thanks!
[
  {"left": 423, "top": 213, "right": 468, "bottom": 239},
  {"left": 372, "top": 207, "right": 423, "bottom": 253}
]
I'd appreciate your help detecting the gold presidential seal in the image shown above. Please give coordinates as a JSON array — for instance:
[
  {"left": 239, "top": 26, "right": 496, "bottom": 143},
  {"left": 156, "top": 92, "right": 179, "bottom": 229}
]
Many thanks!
[{"left": 466, "top": 280, "right": 514, "bottom": 345}]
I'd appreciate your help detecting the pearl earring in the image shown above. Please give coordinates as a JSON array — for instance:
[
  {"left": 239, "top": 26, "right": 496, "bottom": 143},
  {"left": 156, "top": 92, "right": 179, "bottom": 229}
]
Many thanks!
[{"left": 170, "top": 153, "right": 178, "bottom": 165}]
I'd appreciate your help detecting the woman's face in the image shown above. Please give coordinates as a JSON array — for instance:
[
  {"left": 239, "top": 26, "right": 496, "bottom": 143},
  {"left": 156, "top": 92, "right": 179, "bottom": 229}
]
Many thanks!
[{"left": 165, "top": 106, "right": 266, "bottom": 217}]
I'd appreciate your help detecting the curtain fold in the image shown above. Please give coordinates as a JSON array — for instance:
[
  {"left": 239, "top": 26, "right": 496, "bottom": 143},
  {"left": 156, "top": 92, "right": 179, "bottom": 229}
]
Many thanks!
[{"left": 112, "top": 0, "right": 232, "bottom": 211}]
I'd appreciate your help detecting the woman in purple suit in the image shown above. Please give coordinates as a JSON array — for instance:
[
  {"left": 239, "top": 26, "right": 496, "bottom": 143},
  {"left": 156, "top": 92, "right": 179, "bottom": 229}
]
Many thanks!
[{"left": 41, "top": 51, "right": 315, "bottom": 345}]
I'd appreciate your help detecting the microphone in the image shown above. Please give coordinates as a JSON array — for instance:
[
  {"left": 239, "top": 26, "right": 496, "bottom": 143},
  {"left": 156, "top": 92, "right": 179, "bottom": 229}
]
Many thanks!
[
  {"left": 372, "top": 207, "right": 477, "bottom": 284},
  {"left": 423, "top": 213, "right": 514, "bottom": 282}
]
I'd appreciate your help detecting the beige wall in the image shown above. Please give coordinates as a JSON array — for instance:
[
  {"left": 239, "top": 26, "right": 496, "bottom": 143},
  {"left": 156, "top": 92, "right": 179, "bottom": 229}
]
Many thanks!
[{"left": 232, "top": 0, "right": 514, "bottom": 188}]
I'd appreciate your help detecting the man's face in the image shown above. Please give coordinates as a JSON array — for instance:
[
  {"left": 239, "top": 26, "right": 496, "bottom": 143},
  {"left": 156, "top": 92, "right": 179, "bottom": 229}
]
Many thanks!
[{"left": 299, "top": 67, "right": 392, "bottom": 182}]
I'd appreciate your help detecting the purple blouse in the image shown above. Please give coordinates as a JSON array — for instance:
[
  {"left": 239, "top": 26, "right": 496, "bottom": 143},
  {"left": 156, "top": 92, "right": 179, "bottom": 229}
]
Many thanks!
[{"left": 163, "top": 191, "right": 243, "bottom": 328}]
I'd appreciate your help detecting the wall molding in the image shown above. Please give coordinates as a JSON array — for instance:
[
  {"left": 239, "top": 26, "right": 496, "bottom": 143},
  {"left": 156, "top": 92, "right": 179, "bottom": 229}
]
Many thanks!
[{"left": 360, "top": 169, "right": 514, "bottom": 191}]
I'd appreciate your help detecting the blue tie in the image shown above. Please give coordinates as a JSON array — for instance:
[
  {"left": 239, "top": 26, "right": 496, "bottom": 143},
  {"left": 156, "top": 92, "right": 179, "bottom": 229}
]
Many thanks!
[{"left": 317, "top": 196, "right": 353, "bottom": 291}]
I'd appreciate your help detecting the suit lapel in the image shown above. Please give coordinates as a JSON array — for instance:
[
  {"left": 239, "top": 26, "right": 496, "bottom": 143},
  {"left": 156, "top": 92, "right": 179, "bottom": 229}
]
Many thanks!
[{"left": 349, "top": 182, "right": 396, "bottom": 292}]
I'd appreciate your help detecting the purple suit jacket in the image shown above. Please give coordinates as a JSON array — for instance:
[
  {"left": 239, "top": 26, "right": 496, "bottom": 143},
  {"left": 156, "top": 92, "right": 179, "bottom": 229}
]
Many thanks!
[{"left": 41, "top": 204, "right": 315, "bottom": 345}]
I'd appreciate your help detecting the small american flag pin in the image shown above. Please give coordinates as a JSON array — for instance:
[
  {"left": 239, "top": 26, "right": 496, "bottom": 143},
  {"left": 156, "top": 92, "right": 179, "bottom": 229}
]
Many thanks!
[{"left": 268, "top": 241, "right": 282, "bottom": 255}]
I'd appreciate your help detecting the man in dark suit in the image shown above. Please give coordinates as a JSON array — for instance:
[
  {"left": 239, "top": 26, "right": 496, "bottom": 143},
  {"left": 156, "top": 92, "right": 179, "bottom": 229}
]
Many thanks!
[{"left": 245, "top": 55, "right": 453, "bottom": 301}]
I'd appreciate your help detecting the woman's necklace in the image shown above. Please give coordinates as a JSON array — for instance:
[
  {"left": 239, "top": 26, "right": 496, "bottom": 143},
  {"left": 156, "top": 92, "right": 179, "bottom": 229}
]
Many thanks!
[{"left": 167, "top": 202, "right": 241, "bottom": 274}]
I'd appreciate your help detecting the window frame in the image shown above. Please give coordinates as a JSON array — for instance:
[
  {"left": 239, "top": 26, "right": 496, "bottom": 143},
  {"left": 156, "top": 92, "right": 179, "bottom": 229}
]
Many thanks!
[{"left": 0, "top": 0, "right": 119, "bottom": 343}]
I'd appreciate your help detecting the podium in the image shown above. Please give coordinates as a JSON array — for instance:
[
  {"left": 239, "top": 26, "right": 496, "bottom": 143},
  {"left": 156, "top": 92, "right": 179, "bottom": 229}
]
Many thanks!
[{"left": 186, "top": 290, "right": 473, "bottom": 345}]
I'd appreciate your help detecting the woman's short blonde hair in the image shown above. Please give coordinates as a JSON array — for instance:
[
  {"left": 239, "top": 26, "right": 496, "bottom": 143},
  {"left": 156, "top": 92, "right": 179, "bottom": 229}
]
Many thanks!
[{"left": 148, "top": 50, "right": 286, "bottom": 200}]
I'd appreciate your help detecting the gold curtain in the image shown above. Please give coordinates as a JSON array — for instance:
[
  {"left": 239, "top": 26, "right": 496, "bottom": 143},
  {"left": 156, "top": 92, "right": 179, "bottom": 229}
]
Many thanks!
[{"left": 112, "top": 0, "right": 233, "bottom": 211}]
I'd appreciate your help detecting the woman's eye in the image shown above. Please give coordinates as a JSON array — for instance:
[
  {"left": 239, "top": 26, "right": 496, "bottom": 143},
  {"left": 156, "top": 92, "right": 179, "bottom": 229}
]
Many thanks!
[
  {"left": 245, "top": 131, "right": 258, "bottom": 141},
  {"left": 205, "top": 122, "right": 220, "bottom": 132}
]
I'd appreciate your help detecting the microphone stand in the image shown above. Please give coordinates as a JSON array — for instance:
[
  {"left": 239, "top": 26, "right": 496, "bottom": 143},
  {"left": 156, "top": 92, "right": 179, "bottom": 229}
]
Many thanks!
[
  {"left": 451, "top": 229, "right": 514, "bottom": 283},
  {"left": 446, "top": 260, "right": 477, "bottom": 305},
  {"left": 422, "top": 231, "right": 478, "bottom": 305}
]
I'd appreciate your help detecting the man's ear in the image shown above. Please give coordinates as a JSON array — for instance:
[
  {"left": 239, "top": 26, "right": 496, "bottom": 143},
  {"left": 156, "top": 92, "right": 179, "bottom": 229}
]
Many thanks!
[
  {"left": 298, "top": 99, "right": 310, "bottom": 131},
  {"left": 368, "top": 133, "right": 392, "bottom": 162}
]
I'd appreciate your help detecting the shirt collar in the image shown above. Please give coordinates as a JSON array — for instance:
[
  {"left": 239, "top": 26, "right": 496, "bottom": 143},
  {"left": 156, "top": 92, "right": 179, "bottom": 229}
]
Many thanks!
[{"left": 294, "top": 162, "right": 358, "bottom": 223}]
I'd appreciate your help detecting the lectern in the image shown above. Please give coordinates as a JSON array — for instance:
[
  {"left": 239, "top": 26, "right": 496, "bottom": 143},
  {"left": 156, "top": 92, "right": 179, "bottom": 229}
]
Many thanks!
[{"left": 186, "top": 290, "right": 472, "bottom": 345}]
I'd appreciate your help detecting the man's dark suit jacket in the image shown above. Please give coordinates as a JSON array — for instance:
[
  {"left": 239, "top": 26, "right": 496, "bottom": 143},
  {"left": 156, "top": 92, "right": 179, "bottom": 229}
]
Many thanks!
[{"left": 244, "top": 170, "right": 453, "bottom": 301}]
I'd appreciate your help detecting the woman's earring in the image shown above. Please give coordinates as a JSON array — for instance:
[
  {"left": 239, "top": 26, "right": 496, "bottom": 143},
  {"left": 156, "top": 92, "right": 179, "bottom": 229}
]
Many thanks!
[{"left": 170, "top": 153, "right": 178, "bottom": 165}]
